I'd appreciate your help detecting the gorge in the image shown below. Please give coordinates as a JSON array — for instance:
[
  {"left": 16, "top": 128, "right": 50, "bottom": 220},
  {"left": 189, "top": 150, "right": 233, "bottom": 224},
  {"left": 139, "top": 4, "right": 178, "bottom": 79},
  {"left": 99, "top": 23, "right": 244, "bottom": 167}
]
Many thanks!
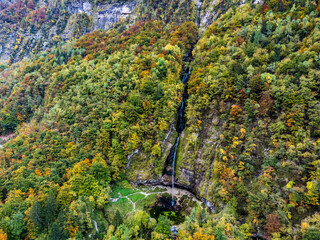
[{"left": 0, "top": 0, "right": 319, "bottom": 239}]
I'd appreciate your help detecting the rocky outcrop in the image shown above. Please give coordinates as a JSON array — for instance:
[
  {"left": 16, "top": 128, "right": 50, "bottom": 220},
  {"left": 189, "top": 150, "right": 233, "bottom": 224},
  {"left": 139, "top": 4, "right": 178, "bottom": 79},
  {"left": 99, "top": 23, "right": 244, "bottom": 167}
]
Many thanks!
[
  {"left": 126, "top": 121, "right": 178, "bottom": 182},
  {"left": 0, "top": 0, "right": 265, "bottom": 63},
  {"left": 0, "top": 0, "right": 138, "bottom": 64},
  {"left": 174, "top": 115, "right": 222, "bottom": 203},
  {"left": 196, "top": 0, "right": 264, "bottom": 31},
  {"left": 67, "top": 0, "right": 137, "bottom": 30},
  {"left": 125, "top": 0, "right": 266, "bottom": 209}
]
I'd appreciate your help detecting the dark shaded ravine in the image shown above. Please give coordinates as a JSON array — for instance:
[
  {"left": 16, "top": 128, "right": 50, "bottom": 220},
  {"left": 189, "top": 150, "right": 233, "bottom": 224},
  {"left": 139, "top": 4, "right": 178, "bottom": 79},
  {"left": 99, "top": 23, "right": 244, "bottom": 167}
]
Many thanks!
[
  {"left": 162, "top": 52, "right": 191, "bottom": 206},
  {"left": 133, "top": 9, "right": 217, "bottom": 212},
  {"left": 134, "top": 52, "right": 216, "bottom": 212},
  {"left": 134, "top": 179, "right": 215, "bottom": 212}
]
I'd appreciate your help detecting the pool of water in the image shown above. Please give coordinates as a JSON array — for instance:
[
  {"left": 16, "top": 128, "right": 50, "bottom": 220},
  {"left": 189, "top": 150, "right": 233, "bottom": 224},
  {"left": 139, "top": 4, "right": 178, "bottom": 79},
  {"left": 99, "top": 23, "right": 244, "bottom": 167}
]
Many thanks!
[
  {"left": 148, "top": 196, "right": 186, "bottom": 225},
  {"left": 150, "top": 206, "right": 185, "bottom": 225}
]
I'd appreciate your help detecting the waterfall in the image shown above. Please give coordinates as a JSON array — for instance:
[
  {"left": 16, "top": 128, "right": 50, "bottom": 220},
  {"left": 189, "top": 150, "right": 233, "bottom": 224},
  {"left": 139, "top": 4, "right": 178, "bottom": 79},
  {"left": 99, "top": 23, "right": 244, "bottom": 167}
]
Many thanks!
[
  {"left": 170, "top": 63, "right": 191, "bottom": 207},
  {"left": 93, "top": 220, "right": 99, "bottom": 233},
  {"left": 171, "top": 136, "right": 180, "bottom": 206},
  {"left": 181, "top": 73, "right": 188, "bottom": 84},
  {"left": 177, "top": 100, "right": 185, "bottom": 133}
]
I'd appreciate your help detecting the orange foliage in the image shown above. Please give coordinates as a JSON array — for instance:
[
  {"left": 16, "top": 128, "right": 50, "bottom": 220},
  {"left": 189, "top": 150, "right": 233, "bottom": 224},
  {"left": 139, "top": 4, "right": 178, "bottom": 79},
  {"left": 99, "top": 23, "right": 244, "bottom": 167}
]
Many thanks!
[
  {"left": 236, "top": 36, "right": 245, "bottom": 45},
  {"left": 16, "top": 112, "right": 24, "bottom": 121},
  {"left": 149, "top": 37, "right": 156, "bottom": 45},
  {"left": 35, "top": 169, "right": 42, "bottom": 176},
  {"left": 140, "top": 70, "right": 151, "bottom": 78},
  {"left": 136, "top": 45, "right": 142, "bottom": 53},
  {"left": 239, "top": 88, "right": 247, "bottom": 99},
  {"left": 264, "top": 214, "right": 281, "bottom": 238},
  {"left": 230, "top": 105, "right": 242, "bottom": 117},
  {"left": 262, "top": 167, "right": 275, "bottom": 180},
  {"left": 69, "top": 225, "right": 79, "bottom": 238},
  {"left": 261, "top": 3, "right": 271, "bottom": 14},
  {"left": 193, "top": 229, "right": 215, "bottom": 240},
  {"left": 259, "top": 91, "right": 273, "bottom": 116},
  {"left": 0, "top": 229, "right": 7, "bottom": 240}
]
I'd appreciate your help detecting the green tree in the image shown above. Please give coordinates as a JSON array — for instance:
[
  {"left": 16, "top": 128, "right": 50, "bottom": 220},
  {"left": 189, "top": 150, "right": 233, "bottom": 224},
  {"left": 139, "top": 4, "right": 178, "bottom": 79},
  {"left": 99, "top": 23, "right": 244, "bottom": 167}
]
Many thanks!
[
  {"left": 30, "top": 201, "right": 43, "bottom": 229},
  {"left": 153, "top": 215, "right": 172, "bottom": 239},
  {"left": 8, "top": 212, "right": 25, "bottom": 239},
  {"left": 48, "top": 223, "right": 64, "bottom": 240},
  {"left": 113, "top": 210, "right": 123, "bottom": 228},
  {"left": 44, "top": 191, "right": 57, "bottom": 229},
  {"left": 303, "top": 228, "right": 320, "bottom": 240}
]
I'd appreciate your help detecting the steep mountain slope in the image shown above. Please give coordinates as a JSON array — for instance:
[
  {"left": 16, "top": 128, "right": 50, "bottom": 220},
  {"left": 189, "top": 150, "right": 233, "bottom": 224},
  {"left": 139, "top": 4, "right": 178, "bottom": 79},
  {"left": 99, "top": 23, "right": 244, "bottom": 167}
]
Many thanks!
[
  {"left": 0, "top": 17, "right": 199, "bottom": 240},
  {"left": 0, "top": 0, "right": 207, "bottom": 65},
  {"left": 0, "top": 0, "right": 319, "bottom": 239},
  {"left": 0, "top": 0, "right": 137, "bottom": 64},
  {"left": 0, "top": 0, "right": 246, "bottom": 65},
  {"left": 179, "top": 0, "right": 320, "bottom": 235},
  {"left": 128, "top": 2, "right": 320, "bottom": 238}
]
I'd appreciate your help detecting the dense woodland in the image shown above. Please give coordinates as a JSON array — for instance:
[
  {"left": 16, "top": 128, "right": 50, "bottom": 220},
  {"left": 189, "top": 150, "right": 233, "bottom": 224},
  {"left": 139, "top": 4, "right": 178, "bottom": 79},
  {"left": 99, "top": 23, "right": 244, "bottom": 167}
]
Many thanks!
[
  {"left": 182, "top": 0, "right": 320, "bottom": 239},
  {"left": 0, "top": 0, "right": 74, "bottom": 64},
  {"left": 0, "top": 0, "right": 198, "bottom": 64},
  {"left": 0, "top": 0, "right": 319, "bottom": 239}
]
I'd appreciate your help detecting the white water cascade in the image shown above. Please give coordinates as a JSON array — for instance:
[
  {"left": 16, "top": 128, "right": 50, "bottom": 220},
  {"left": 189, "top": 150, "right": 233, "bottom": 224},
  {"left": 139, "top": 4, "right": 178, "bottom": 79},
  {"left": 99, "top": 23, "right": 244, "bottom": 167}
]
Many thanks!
[
  {"left": 171, "top": 136, "right": 180, "bottom": 206},
  {"left": 170, "top": 65, "right": 191, "bottom": 206},
  {"left": 93, "top": 220, "right": 99, "bottom": 233}
]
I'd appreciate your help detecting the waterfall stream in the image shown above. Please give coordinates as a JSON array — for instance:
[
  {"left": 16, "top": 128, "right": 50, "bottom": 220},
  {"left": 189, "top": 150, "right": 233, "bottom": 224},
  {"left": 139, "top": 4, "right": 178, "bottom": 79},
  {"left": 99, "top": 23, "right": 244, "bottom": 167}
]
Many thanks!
[
  {"left": 171, "top": 136, "right": 179, "bottom": 206},
  {"left": 93, "top": 220, "right": 99, "bottom": 233},
  {"left": 169, "top": 62, "right": 191, "bottom": 206}
]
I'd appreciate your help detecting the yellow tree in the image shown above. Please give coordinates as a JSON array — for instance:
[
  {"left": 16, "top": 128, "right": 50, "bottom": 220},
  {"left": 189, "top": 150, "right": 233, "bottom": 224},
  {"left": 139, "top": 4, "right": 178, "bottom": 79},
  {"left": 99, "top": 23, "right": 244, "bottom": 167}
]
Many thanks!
[{"left": 0, "top": 229, "right": 7, "bottom": 240}]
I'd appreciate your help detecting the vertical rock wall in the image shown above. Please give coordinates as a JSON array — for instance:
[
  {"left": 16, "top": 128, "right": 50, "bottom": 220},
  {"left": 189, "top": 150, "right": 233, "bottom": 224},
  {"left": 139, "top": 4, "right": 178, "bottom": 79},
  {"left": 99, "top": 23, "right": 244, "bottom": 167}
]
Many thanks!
[
  {"left": 67, "top": 0, "right": 137, "bottom": 31},
  {"left": 0, "top": 0, "right": 138, "bottom": 64}
]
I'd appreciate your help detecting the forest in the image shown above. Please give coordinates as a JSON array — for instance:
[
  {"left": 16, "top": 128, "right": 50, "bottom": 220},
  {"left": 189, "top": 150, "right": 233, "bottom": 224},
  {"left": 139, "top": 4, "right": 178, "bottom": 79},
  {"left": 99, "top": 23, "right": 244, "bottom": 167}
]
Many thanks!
[{"left": 0, "top": 0, "right": 319, "bottom": 239}]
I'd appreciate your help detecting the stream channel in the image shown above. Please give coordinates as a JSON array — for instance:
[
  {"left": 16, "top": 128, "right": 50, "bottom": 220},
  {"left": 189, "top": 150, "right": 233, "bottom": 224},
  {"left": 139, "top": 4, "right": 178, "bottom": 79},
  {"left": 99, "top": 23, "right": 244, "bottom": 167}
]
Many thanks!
[
  {"left": 162, "top": 52, "right": 192, "bottom": 207},
  {"left": 110, "top": 52, "right": 216, "bottom": 226}
]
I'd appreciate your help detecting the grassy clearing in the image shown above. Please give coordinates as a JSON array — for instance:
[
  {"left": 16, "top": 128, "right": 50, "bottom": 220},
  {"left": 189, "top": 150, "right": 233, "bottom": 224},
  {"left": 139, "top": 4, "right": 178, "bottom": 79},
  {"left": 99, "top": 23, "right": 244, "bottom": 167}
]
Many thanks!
[
  {"left": 105, "top": 198, "right": 133, "bottom": 216},
  {"left": 110, "top": 180, "right": 140, "bottom": 198},
  {"left": 110, "top": 186, "right": 140, "bottom": 198},
  {"left": 128, "top": 193, "right": 146, "bottom": 202},
  {"left": 119, "top": 188, "right": 139, "bottom": 196},
  {"left": 136, "top": 194, "right": 158, "bottom": 210}
]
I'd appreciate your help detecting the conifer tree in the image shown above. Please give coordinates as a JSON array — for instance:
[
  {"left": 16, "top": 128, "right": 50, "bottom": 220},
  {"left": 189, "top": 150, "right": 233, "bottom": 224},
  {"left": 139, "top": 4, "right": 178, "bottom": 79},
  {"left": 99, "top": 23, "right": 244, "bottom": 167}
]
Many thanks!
[
  {"left": 48, "top": 223, "right": 64, "bottom": 240},
  {"left": 44, "top": 191, "right": 57, "bottom": 230},
  {"left": 30, "top": 201, "right": 43, "bottom": 229},
  {"left": 113, "top": 210, "right": 123, "bottom": 228}
]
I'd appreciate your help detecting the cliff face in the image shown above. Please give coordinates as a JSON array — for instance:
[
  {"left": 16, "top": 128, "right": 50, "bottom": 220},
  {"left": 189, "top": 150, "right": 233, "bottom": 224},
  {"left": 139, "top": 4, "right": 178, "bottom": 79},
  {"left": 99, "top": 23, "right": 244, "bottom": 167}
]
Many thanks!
[
  {"left": 0, "top": 0, "right": 267, "bottom": 206},
  {"left": 0, "top": 0, "right": 226, "bottom": 64},
  {"left": 66, "top": 0, "right": 137, "bottom": 31},
  {"left": 197, "top": 0, "right": 264, "bottom": 31},
  {"left": 0, "top": 0, "right": 258, "bottom": 64},
  {"left": 0, "top": 0, "right": 137, "bottom": 64},
  {"left": 126, "top": 0, "right": 266, "bottom": 201}
]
